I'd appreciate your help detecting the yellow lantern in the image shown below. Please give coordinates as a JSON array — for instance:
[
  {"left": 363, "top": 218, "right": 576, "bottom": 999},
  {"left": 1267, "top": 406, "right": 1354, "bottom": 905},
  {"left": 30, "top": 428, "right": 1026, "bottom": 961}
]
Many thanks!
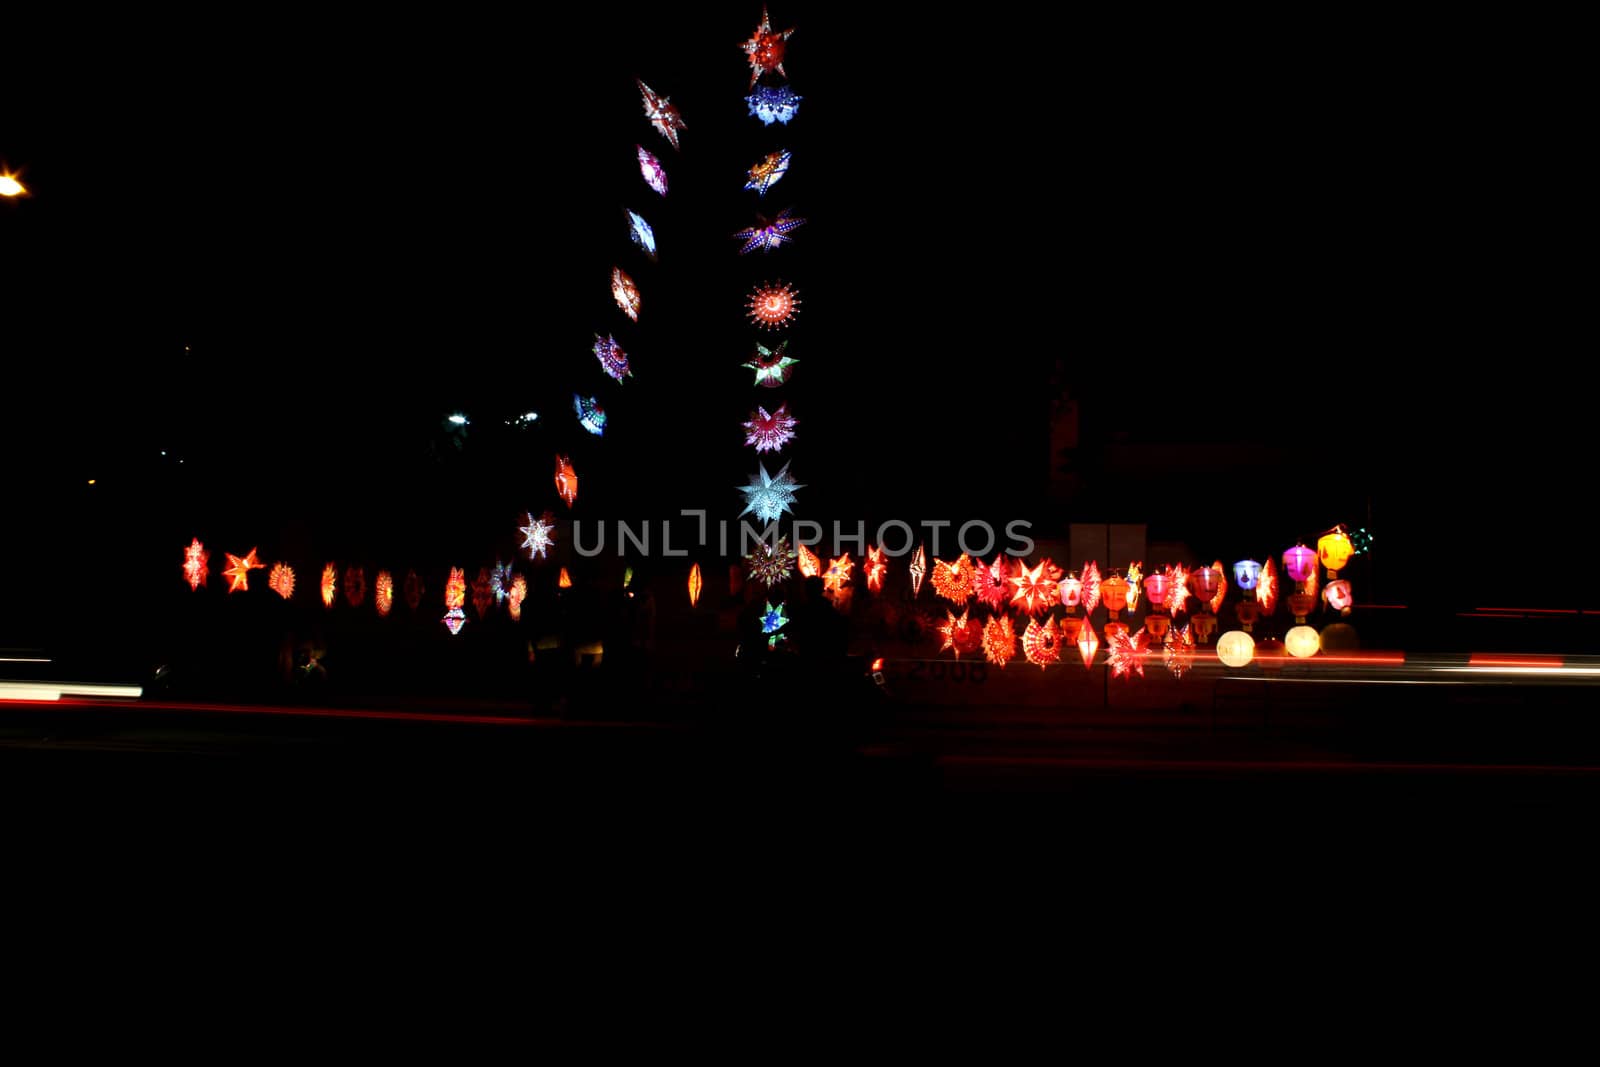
[
  {"left": 1217, "top": 630, "right": 1255, "bottom": 668},
  {"left": 1316, "top": 528, "right": 1354, "bottom": 578},
  {"left": 1285, "top": 624, "right": 1320, "bottom": 658},
  {"left": 688, "top": 562, "right": 703, "bottom": 607}
]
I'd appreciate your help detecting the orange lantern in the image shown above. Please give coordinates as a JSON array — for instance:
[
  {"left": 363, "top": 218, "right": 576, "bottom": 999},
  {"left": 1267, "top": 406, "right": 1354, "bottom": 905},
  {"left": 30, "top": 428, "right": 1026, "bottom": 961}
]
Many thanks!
[{"left": 688, "top": 562, "right": 703, "bottom": 607}]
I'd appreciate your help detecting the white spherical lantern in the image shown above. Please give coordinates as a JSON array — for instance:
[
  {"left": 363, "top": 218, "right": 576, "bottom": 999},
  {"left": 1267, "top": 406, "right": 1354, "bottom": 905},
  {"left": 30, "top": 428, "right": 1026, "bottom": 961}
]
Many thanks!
[
  {"left": 1217, "top": 630, "right": 1255, "bottom": 668},
  {"left": 1285, "top": 625, "right": 1321, "bottom": 659}
]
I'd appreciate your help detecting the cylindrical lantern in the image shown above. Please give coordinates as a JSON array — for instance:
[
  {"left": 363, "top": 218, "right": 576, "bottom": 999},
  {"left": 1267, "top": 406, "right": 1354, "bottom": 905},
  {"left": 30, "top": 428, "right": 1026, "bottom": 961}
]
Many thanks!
[
  {"left": 1317, "top": 529, "right": 1354, "bottom": 578},
  {"left": 1100, "top": 575, "right": 1129, "bottom": 621},
  {"left": 1234, "top": 599, "right": 1259, "bottom": 633},
  {"left": 1217, "top": 629, "right": 1255, "bottom": 668},
  {"left": 1233, "top": 559, "right": 1261, "bottom": 591},
  {"left": 1283, "top": 544, "right": 1317, "bottom": 585},
  {"left": 1285, "top": 624, "right": 1320, "bottom": 658},
  {"left": 1324, "top": 579, "right": 1353, "bottom": 614},
  {"left": 1059, "top": 574, "right": 1082, "bottom": 612},
  {"left": 1191, "top": 613, "right": 1218, "bottom": 644},
  {"left": 1188, "top": 566, "right": 1220, "bottom": 604}
]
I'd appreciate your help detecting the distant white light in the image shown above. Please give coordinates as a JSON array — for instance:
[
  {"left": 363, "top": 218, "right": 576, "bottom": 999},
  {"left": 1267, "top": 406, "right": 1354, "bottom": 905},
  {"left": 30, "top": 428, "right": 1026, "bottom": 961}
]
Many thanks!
[
  {"left": 448, "top": 413, "right": 469, "bottom": 426},
  {"left": 522, "top": 412, "right": 538, "bottom": 422}
]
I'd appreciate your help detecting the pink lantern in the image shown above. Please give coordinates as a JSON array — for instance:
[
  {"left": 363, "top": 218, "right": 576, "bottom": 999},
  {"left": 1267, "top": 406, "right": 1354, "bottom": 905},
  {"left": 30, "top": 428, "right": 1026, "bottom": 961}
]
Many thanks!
[
  {"left": 1325, "top": 579, "right": 1353, "bottom": 615},
  {"left": 1142, "top": 573, "right": 1171, "bottom": 611},
  {"left": 1283, "top": 544, "right": 1317, "bottom": 584},
  {"left": 1059, "top": 574, "right": 1083, "bottom": 611}
]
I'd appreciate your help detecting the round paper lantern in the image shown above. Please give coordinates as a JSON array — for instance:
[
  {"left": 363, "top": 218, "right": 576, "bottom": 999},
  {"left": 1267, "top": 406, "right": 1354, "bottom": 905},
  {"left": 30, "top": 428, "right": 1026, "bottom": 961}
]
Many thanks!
[
  {"left": 1285, "top": 624, "right": 1321, "bottom": 658},
  {"left": 1217, "top": 630, "right": 1255, "bottom": 668},
  {"left": 1319, "top": 622, "right": 1359, "bottom": 652}
]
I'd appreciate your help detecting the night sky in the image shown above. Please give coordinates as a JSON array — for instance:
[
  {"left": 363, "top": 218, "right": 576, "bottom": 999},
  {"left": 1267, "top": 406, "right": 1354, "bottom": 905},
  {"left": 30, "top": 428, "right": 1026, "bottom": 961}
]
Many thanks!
[{"left": 3, "top": 4, "right": 1585, "bottom": 654}]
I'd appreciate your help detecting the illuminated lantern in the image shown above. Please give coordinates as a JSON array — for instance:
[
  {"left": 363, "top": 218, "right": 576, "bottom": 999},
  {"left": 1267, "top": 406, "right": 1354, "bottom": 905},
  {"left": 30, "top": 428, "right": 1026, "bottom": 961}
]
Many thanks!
[
  {"left": 623, "top": 567, "right": 634, "bottom": 589},
  {"left": 737, "top": 460, "right": 803, "bottom": 522},
  {"left": 1217, "top": 629, "right": 1255, "bottom": 668},
  {"left": 1008, "top": 559, "right": 1057, "bottom": 615},
  {"left": 636, "top": 144, "right": 669, "bottom": 196},
  {"left": 973, "top": 554, "right": 1013, "bottom": 611},
  {"left": 931, "top": 555, "right": 975, "bottom": 604},
  {"left": 592, "top": 335, "right": 631, "bottom": 383},
  {"left": 181, "top": 538, "right": 209, "bottom": 591},
  {"left": 743, "top": 403, "right": 798, "bottom": 453},
  {"left": 745, "top": 149, "right": 791, "bottom": 196},
  {"left": 1100, "top": 574, "right": 1129, "bottom": 621},
  {"left": 1124, "top": 563, "right": 1143, "bottom": 612},
  {"left": 797, "top": 543, "right": 821, "bottom": 578},
  {"left": 823, "top": 554, "right": 854, "bottom": 596},
  {"left": 403, "top": 569, "right": 423, "bottom": 612},
  {"left": 558, "top": 567, "right": 573, "bottom": 589},
  {"left": 611, "top": 266, "right": 641, "bottom": 322},
  {"left": 1059, "top": 574, "right": 1083, "bottom": 611},
  {"left": 223, "top": 548, "right": 264, "bottom": 594},
  {"left": 747, "top": 280, "right": 800, "bottom": 330},
  {"left": 734, "top": 208, "right": 805, "bottom": 254},
  {"left": 1022, "top": 617, "right": 1062, "bottom": 669},
  {"left": 1143, "top": 573, "right": 1171, "bottom": 615},
  {"left": 1233, "top": 559, "right": 1261, "bottom": 591},
  {"left": 865, "top": 545, "right": 888, "bottom": 594},
  {"left": 1207, "top": 561, "right": 1227, "bottom": 614},
  {"left": 1317, "top": 528, "right": 1354, "bottom": 578},
  {"left": 1188, "top": 565, "right": 1220, "bottom": 607},
  {"left": 1076, "top": 619, "right": 1099, "bottom": 668},
  {"left": 554, "top": 456, "right": 578, "bottom": 508},
  {"left": 321, "top": 564, "right": 337, "bottom": 608},
  {"left": 981, "top": 615, "right": 1016, "bottom": 668},
  {"left": 1165, "top": 564, "right": 1190, "bottom": 617},
  {"left": 375, "top": 571, "right": 394, "bottom": 616},
  {"left": 747, "top": 538, "right": 797, "bottom": 587},
  {"left": 344, "top": 566, "right": 366, "bottom": 609},
  {"left": 1257, "top": 558, "right": 1279, "bottom": 617},
  {"left": 746, "top": 84, "right": 802, "bottom": 126},
  {"left": 741, "top": 4, "right": 795, "bottom": 87},
  {"left": 635, "top": 77, "right": 686, "bottom": 151},
  {"left": 268, "top": 563, "right": 295, "bottom": 601},
  {"left": 688, "top": 562, "right": 703, "bottom": 607},
  {"left": 627, "top": 209, "right": 657, "bottom": 261},
  {"left": 1285, "top": 625, "right": 1320, "bottom": 659},
  {"left": 1283, "top": 544, "right": 1317, "bottom": 585},
  {"left": 744, "top": 340, "right": 797, "bottom": 387},
  {"left": 508, "top": 576, "right": 527, "bottom": 622},
  {"left": 521, "top": 511, "right": 557, "bottom": 560},
  {"left": 574, "top": 395, "right": 607, "bottom": 436},
  {"left": 1325, "top": 579, "right": 1353, "bottom": 615},
  {"left": 443, "top": 567, "right": 467, "bottom": 635},
  {"left": 1080, "top": 562, "right": 1102, "bottom": 614},
  {"left": 908, "top": 545, "right": 927, "bottom": 597}
]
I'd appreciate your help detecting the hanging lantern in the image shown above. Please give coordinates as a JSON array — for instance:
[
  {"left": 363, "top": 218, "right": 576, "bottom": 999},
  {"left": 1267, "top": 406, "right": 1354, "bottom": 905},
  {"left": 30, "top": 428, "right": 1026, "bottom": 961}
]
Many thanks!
[
  {"left": 1317, "top": 527, "right": 1354, "bottom": 578},
  {"left": 268, "top": 563, "right": 295, "bottom": 601},
  {"left": 1217, "top": 629, "right": 1255, "bottom": 668},
  {"left": 1059, "top": 574, "right": 1083, "bottom": 612},
  {"left": 559, "top": 567, "right": 573, "bottom": 589},
  {"left": 443, "top": 567, "right": 467, "bottom": 635},
  {"left": 1143, "top": 573, "right": 1171, "bottom": 612},
  {"left": 1233, "top": 559, "right": 1261, "bottom": 591},
  {"left": 1100, "top": 574, "right": 1129, "bottom": 622},
  {"left": 1207, "top": 561, "right": 1227, "bottom": 614},
  {"left": 1285, "top": 625, "right": 1321, "bottom": 658},
  {"left": 1076, "top": 619, "right": 1099, "bottom": 668},
  {"left": 1283, "top": 544, "right": 1317, "bottom": 585},
  {"left": 1187, "top": 565, "right": 1221, "bottom": 644},
  {"left": 1257, "top": 558, "right": 1280, "bottom": 617},
  {"left": 797, "top": 542, "right": 822, "bottom": 578},
  {"left": 1124, "top": 562, "right": 1143, "bottom": 612},
  {"left": 1021, "top": 617, "right": 1062, "bottom": 669},
  {"left": 375, "top": 571, "right": 395, "bottom": 616},
  {"left": 909, "top": 545, "right": 927, "bottom": 598},
  {"left": 688, "top": 562, "right": 703, "bottom": 607},
  {"left": 1325, "top": 578, "right": 1353, "bottom": 615}
]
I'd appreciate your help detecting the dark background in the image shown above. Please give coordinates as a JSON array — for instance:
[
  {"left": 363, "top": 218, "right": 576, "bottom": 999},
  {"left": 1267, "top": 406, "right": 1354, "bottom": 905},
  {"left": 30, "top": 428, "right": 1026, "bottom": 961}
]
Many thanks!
[{"left": 1, "top": 5, "right": 1584, "bottom": 662}]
